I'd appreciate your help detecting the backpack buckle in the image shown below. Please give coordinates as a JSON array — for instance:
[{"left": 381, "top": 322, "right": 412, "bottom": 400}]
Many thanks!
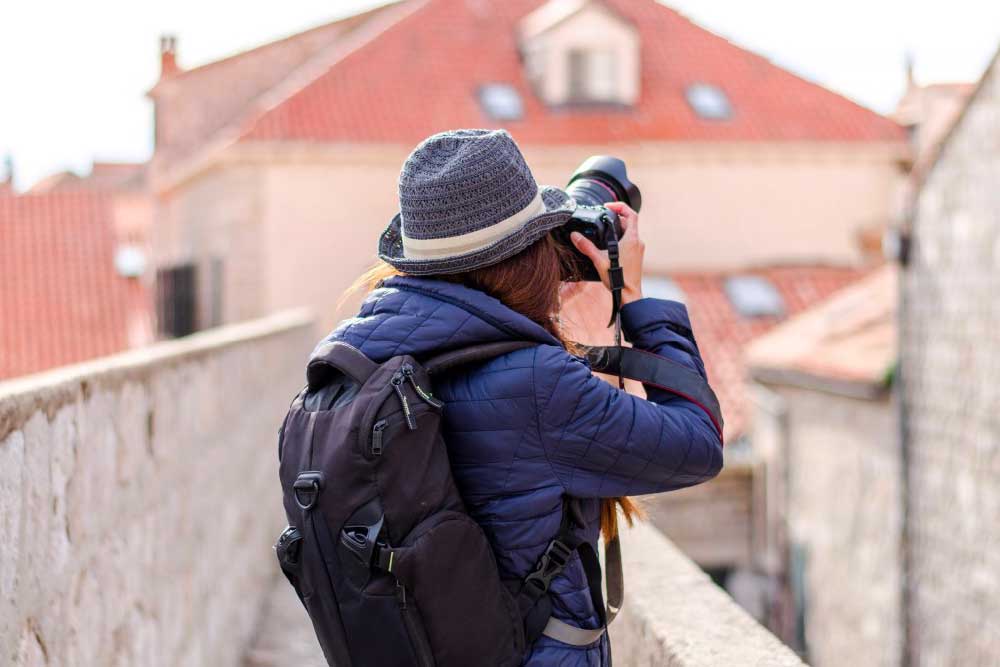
[
  {"left": 293, "top": 471, "right": 324, "bottom": 510},
  {"left": 523, "top": 539, "right": 574, "bottom": 595}
]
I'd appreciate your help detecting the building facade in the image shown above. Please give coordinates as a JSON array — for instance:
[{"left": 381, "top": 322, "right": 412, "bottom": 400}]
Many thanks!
[
  {"left": 747, "top": 267, "right": 901, "bottom": 666},
  {"left": 902, "top": 47, "right": 1000, "bottom": 666},
  {"left": 739, "top": 45, "right": 1000, "bottom": 666},
  {"left": 146, "top": 0, "right": 906, "bottom": 337}
]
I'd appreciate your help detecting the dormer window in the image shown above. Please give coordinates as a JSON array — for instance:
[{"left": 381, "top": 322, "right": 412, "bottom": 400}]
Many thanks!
[
  {"left": 478, "top": 83, "right": 524, "bottom": 121},
  {"left": 520, "top": 0, "right": 639, "bottom": 108},
  {"left": 686, "top": 83, "right": 732, "bottom": 120},
  {"left": 567, "top": 49, "right": 617, "bottom": 103},
  {"left": 725, "top": 275, "right": 785, "bottom": 318}
]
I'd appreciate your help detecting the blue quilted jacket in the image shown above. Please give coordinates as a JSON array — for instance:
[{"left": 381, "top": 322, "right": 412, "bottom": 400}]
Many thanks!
[{"left": 325, "top": 275, "right": 723, "bottom": 667}]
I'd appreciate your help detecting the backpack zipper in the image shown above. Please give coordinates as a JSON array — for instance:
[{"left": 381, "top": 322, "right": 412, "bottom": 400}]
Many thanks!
[
  {"left": 390, "top": 372, "right": 417, "bottom": 430},
  {"left": 397, "top": 582, "right": 435, "bottom": 667},
  {"left": 371, "top": 419, "right": 388, "bottom": 456},
  {"left": 401, "top": 364, "right": 445, "bottom": 409}
]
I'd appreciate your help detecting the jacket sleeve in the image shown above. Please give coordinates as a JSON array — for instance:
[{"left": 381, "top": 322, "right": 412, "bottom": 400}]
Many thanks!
[{"left": 533, "top": 298, "right": 723, "bottom": 498}]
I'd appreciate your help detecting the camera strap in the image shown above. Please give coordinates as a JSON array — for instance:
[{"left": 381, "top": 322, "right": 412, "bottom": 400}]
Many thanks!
[
  {"left": 578, "top": 345, "right": 725, "bottom": 440},
  {"left": 605, "top": 228, "right": 626, "bottom": 389}
]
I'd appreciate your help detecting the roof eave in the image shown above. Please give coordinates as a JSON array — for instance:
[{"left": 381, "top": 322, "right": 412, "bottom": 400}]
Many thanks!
[{"left": 748, "top": 364, "right": 893, "bottom": 401}]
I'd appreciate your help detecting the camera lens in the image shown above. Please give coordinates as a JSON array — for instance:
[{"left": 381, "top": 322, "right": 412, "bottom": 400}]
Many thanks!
[
  {"left": 566, "top": 178, "right": 621, "bottom": 208},
  {"left": 565, "top": 156, "right": 642, "bottom": 212}
]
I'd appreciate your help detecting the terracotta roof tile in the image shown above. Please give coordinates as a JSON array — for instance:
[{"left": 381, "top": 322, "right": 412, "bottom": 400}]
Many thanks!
[
  {"left": 0, "top": 192, "right": 150, "bottom": 380},
  {"left": 239, "top": 0, "right": 905, "bottom": 145}
]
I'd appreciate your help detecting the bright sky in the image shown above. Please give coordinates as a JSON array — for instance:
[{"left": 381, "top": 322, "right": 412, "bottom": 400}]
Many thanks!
[{"left": 1, "top": 0, "right": 997, "bottom": 190}]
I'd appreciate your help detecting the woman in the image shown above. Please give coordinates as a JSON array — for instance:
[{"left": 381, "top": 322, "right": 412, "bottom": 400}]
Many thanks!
[{"left": 327, "top": 129, "right": 723, "bottom": 666}]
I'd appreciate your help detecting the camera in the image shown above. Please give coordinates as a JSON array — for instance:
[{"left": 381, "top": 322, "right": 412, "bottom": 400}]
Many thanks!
[{"left": 553, "top": 156, "right": 642, "bottom": 282}]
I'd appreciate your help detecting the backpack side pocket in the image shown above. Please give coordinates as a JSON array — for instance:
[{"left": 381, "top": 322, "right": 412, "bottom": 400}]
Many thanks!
[
  {"left": 391, "top": 511, "right": 525, "bottom": 667},
  {"left": 275, "top": 525, "right": 307, "bottom": 604}
]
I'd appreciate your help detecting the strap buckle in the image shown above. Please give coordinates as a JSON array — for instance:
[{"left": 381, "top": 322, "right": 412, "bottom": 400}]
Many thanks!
[
  {"left": 372, "top": 542, "right": 395, "bottom": 572},
  {"left": 524, "top": 539, "right": 574, "bottom": 595},
  {"left": 293, "top": 471, "right": 323, "bottom": 510},
  {"left": 607, "top": 264, "right": 625, "bottom": 291}
]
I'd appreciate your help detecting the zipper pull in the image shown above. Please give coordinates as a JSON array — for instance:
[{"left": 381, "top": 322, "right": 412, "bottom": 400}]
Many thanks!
[
  {"left": 371, "top": 419, "right": 388, "bottom": 456},
  {"left": 391, "top": 372, "right": 417, "bottom": 430},
  {"left": 401, "top": 364, "right": 445, "bottom": 409}
]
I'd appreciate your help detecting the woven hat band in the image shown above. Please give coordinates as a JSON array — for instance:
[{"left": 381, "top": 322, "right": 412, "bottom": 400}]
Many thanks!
[{"left": 401, "top": 191, "right": 544, "bottom": 260}]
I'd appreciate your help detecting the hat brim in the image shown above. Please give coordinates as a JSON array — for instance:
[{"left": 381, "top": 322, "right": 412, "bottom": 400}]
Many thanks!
[{"left": 377, "top": 185, "right": 576, "bottom": 275}]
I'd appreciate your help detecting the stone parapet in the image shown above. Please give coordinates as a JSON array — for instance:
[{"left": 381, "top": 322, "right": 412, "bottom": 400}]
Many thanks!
[
  {"left": 611, "top": 520, "right": 804, "bottom": 666},
  {"left": 0, "top": 310, "right": 315, "bottom": 666}
]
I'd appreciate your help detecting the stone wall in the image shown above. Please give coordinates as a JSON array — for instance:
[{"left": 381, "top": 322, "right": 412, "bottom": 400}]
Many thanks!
[
  {"left": 903, "top": 51, "right": 1000, "bottom": 666},
  {"left": 0, "top": 310, "right": 315, "bottom": 666},
  {"left": 610, "top": 520, "right": 804, "bottom": 667},
  {"left": 753, "top": 383, "right": 902, "bottom": 667}
]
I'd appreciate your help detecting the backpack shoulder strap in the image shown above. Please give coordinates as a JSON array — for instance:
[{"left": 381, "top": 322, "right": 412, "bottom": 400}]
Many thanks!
[
  {"left": 306, "top": 340, "right": 378, "bottom": 391},
  {"left": 423, "top": 341, "right": 538, "bottom": 376},
  {"left": 517, "top": 497, "right": 624, "bottom": 647}
]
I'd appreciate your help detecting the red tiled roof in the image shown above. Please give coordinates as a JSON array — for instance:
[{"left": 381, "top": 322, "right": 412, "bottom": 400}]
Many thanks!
[
  {"left": 147, "top": 3, "right": 399, "bottom": 164},
  {"left": 239, "top": 0, "right": 904, "bottom": 144},
  {"left": 673, "top": 265, "right": 869, "bottom": 438},
  {"left": 746, "top": 266, "right": 896, "bottom": 391},
  {"left": 0, "top": 192, "right": 149, "bottom": 380},
  {"left": 153, "top": 4, "right": 396, "bottom": 87}
]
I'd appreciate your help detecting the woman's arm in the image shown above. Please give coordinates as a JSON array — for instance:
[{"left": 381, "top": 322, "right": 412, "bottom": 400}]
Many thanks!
[
  {"left": 532, "top": 300, "right": 723, "bottom": 498},
  {"left": 538, "top": 202, "right": 723, "bottom": 497}
]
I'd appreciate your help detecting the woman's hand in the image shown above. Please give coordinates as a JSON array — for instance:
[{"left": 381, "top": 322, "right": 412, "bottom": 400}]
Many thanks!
[{"left": 569, "top": 201, "right": 644, "bottom": 305}]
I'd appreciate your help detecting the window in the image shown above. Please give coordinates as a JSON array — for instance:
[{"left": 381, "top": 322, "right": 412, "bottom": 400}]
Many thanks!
[
  {"left": 568, "top": 49, "right": 617, "bottom": 103},
  {"left": 686, "top": 83, "right": 732, "bottom": 120},
  {"left": 478, "top": 84, "right": 524, "bottom": 121},
  {"left": 643, "top": 275, "right": 686, "bottom": 303},
  {"left": 156, "top": 263, "right": 198, "bottom": 338},
  {"left": 724, "top": 275, "right": 784, "bottom": 318}
]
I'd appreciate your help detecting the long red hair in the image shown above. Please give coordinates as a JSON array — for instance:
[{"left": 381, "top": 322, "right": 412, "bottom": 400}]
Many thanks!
[{"left": 347, "top": 235, "right": 643, "bottom": 540}]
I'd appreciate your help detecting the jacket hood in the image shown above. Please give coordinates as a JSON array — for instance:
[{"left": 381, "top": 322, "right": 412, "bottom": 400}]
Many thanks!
[{"left": 325, "top": 275, "right": 561, "bottom": 363}]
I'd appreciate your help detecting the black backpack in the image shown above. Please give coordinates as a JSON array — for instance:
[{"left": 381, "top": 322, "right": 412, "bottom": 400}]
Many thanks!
[{"left": 274, "top": 339, "right": 723, "bottom": 666}]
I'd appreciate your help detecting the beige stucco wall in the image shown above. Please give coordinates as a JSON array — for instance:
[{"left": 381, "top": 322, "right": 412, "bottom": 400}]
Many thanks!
[
  {"left": 155, "top": 164, "right": 267, "bottom": 330},
  {"left": 751, "top": 382, "right": 902, "bottom": 667},
  {"left": 155, "top": 139, "right": 903, "bottom": 336},
  {"left": 259, "top": 155, "right": 406, "bottom": 335},
  {"left": 0, "top": 310, "right": 315, "bottom": 667},
  {"left": 525, "top": 142, "right": 905, "bottom": 272}
]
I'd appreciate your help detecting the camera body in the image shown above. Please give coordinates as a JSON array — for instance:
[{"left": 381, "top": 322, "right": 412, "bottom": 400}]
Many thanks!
[
  {"left": 555, "top": 156, "right": 641, "bottom": 282},
  {"left": 552, "top": 206, "right": 622, "bottom": 282}
]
